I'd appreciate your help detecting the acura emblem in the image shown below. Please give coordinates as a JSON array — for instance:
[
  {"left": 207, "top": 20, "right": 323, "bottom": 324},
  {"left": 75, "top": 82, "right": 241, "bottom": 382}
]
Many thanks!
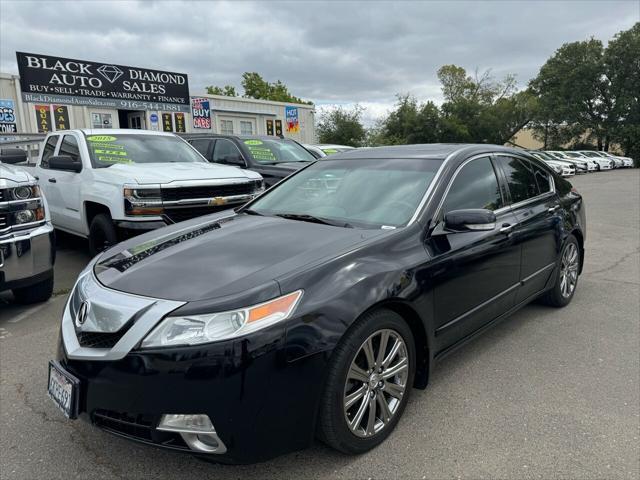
[{"left": 75, "top": 300, "right": 90, "bottom": 328}]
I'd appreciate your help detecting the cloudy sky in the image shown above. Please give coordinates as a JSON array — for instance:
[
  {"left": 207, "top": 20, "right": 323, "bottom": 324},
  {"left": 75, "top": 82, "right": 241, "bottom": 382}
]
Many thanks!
[{"left": 1, "top": 0, "right": 638, "bottom": 124}]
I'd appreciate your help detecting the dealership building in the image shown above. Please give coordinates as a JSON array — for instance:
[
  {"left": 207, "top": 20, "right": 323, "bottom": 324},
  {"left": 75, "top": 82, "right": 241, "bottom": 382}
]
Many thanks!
[{"left": 0, "top": 52, "right": 316, "bottom": 143}]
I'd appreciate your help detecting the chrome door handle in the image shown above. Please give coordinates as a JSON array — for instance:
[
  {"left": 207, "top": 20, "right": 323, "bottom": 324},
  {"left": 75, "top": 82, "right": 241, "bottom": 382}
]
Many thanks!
[
  {"left": 48, "top": 178, "right": 57, "bottom": 183},
  {"left": 499, "top": 223, "right": 514, "bottom": 234},
  {"left": 548, "top": 205, "right": 560, "bottom": 213}
]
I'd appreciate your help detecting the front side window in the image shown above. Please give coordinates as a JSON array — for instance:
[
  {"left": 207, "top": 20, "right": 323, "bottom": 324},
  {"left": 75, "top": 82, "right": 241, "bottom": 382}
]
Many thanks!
[
  {"left": 40, "top": 136, "right": 59, "bottom": 168},
  {"left": 441, "top": 157, "right": 503, "bottom": 214},
  {"left": 249, "top": 158, "right": 442, "bottom": 228},
  {"left": 496, "top": 156, "right": 540, "bottom": 203},
  {"left": 212, "top": 139, "right": 244, "bottom": 165},
  {"left": 86, "top": 134, "right": 206, "bottom": 168},
  {"left": 59, "top": 135, "right": 80, "bottom": 162}
]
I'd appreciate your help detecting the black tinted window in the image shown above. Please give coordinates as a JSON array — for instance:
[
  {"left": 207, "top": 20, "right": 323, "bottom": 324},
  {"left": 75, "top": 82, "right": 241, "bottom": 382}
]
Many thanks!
[
  {"left": 212, "top": 139, "right": 243, "bottom": 164},
  {"left": 530, "top": 161, "right": 551, "bottom": 193},
  {"left": 497, "top": 156, "right": 539, "bottom": 203},
  {"left": 442, "top": 157, "right": 502, "bottom": 214},
  {"left": 59, "top": 135, "right": 80, "bottom": 162},
  {"left": 40, "top": 136, "right": 58, "bottom": 168},
  {"left": 190, "top": 139, "right": 212, "bottom": 157}
]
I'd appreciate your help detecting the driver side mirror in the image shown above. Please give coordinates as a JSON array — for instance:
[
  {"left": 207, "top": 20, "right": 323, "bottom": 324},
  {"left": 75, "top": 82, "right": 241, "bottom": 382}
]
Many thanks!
[
  {"left": 222, "top": 154, "right": 246, "bottom": 167},
  {"left": 444, "top": 209, "right": 496, "bottom": 232},
  {"left": 0, "top": 148, "right": 27, "bottom": 164},
  {"left": 49, "top": 155, "right": 82, "bottom": 173}
]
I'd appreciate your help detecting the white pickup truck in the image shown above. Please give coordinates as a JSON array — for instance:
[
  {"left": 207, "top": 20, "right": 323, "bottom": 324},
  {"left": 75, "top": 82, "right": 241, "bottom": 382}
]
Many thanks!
[{"left": 33, "top": 129, "right": 264, "bottom": 254}]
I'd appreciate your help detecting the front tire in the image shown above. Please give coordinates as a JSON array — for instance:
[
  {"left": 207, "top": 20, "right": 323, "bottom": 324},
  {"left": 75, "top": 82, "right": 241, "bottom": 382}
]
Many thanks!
[
  {"left": 317, "top": 309, "right": 415, "bottom": 454},
  {"left": 88, "top": 213, "right": 118, "bottom": 256},
  {"left": 12, "top": 275, "right": 54, "bottom": 304},
  {"left": 541, "top": 235, "right": 581, "bottom": 307}
]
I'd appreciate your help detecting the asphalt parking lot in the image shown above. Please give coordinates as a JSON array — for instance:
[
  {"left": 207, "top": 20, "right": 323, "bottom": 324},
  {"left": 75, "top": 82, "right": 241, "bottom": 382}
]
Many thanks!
[{"left": 1, "top": 169, "right": 638, "bottom": 479}]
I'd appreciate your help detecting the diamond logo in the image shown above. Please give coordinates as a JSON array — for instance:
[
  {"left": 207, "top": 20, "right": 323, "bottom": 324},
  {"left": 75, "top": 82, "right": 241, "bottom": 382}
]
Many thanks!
[{"left": 96, "top": 64, "right": 124, "bottom": 84}]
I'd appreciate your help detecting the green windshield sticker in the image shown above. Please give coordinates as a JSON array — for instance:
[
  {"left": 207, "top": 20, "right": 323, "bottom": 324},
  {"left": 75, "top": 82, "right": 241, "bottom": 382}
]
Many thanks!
[
  {"left": 246, "top": 145, "right": 277, "bottom": 162},
  {"left": 244, "top": 140, "right": 263, "bottom": 146},
  {"left": 323, "top": 149, "right": 338, "bottom": 154},
  {"left": 87, "top": 135, "right": 117, "bottom": 142},
  {"left": 90, "top": 141, "right": 132, "bottom": 164}
]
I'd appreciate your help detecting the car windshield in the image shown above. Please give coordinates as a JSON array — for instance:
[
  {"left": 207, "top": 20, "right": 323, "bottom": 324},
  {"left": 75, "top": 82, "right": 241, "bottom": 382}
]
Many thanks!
[
  {"left": 247, "top": 158, "right": 442, "bottom": 228},
  {"left": 241, "top": 138, "right": 316, "bottom": 164},
  {"left": 564, "top": 152, "right": 583, "bottom": 158},
  {"left": 531, "top": 151, "right": 553, "bottom": 161},
  {"left": 86, "top": 134, "right": 205, "bottom": 168}
]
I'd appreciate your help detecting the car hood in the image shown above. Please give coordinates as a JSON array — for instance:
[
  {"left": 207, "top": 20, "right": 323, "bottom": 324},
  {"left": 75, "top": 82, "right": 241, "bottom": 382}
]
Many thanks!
[
  {"left": 105, "top": 162, "right": 261, "bottom": 184},
  {"left": 94, "top": 212, "right": 385, "bottom": 302},
  {"left": 0, "top": 163, "right": 34, "bottom": 185}
]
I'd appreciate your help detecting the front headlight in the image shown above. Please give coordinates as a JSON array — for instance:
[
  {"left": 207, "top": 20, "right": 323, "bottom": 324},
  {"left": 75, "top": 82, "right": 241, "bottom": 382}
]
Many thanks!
[
  {"left": 140, "top": 290, "right": 303, "bottom": 348},
  {"left": 124, "top": 186, "right": 163, "bottom": 216}
]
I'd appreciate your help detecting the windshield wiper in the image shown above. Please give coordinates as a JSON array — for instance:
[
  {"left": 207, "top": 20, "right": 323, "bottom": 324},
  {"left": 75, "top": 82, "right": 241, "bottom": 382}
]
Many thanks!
[
  {"left": 275, "top": 213, "right": 353, "bottom": 228},
  {"left": 241, "top": 208, "right": 265, "bottom": 216}
]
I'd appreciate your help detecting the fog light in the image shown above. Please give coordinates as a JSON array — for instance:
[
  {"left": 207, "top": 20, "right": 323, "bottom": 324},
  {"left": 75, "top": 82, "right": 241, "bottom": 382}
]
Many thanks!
[
  {"left": 13, "top": 186, "right": 32, "bottom": 200},
  {"left": 157, "top": 414, "right": 227, "bottom": 454},
  {"left": 14, "top": 209, "right": 35, "bottom": 224}
]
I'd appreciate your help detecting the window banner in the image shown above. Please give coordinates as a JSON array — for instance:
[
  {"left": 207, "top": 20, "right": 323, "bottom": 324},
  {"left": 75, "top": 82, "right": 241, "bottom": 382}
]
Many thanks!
[
  {"left": 174, "top": 112, "right": 186, "bottom": 133},
  {"left": 53, "top": 105, "right": 70, "bottom": 130},
  {"left": 285, "top": 106, "right": 299, "bottom": 133},
  {"left": 0, "top": 99, "right": 18, "bottom": 133},
  {"left": 266, "top": 119, "right": 274, "bottom": 136},
  {"left": 275, "top": 119, "right": 283, "bottom": 136},
  {"left": 191, "top": 98, "right": 211, "bottom": 129},
  {"left": 35, "top": 104, "right": 52, "bottom": 133},
  {"left": 162, "top": 113, "right": 173, "bottom": 132}
]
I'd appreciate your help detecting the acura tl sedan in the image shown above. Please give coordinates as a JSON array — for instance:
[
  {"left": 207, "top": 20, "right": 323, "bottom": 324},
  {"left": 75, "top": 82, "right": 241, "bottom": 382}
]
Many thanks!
[{"left": 49, "top": 144, "right": 586, "bottom": 463}]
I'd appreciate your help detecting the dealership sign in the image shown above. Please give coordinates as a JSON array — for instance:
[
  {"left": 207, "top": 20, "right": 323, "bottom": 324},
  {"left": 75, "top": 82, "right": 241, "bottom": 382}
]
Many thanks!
[
  {"left": 0, "top": 99, "right": 18, "bottom": 133},
  {"left": 16, "top": 52, "right": 190, "bottom": 112}
]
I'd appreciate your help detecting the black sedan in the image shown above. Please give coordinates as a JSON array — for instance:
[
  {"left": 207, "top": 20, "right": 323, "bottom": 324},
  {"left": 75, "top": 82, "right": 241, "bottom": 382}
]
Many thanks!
[
  {"left": 49, "top": 144, "right": 585, "bottom": 463},
  {"left": 183, "top": 134, "right": 316, "bottom": 187}
]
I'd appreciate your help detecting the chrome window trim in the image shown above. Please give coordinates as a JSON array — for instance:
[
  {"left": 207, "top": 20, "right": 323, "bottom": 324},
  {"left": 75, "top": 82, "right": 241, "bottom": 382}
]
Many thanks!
[
  {"left": 406, "top": 152, "right": 457, "bottom": 226},
  {"left": 431, "top": 153, "right": 504, "bottom": 224}
]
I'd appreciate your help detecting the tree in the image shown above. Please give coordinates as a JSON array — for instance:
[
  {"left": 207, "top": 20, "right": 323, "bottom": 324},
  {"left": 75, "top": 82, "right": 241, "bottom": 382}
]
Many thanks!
[
  {"left": 317, "top": 105, "right": 366, "bottom": 146},
  {"left": 377, "top": 95, "right": 441, "bottom": 145},
  {"left": 241, "top": 72, "right": 313, "bottom": 104},
  {"left": 205, "top": 73, "right": 313, "bottom": 104},
  {"left": 206, "top": 85, "right": 238, "bottom": 96},
  {"left": 604, "top": 23, "right": 640, "bottom": 164}
]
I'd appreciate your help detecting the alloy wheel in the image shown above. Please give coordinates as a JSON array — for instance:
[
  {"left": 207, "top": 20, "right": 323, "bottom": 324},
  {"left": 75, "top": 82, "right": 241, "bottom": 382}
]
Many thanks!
[
  {"left": 343, "top": 329, "right": 409, "bottom": 438},
  {"left": 560, "top": 243, "right": 579, "bottom": 298}
]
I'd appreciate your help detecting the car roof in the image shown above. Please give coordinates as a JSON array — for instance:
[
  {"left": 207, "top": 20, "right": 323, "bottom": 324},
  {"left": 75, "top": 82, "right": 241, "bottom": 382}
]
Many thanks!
[
  {"left": 181, "top": 133, "right": 295, "bottom": 142},
  {"left": 325, "top": 143, "right": 530, "bottom": 160},
  {"left": 76, "top": 129, "right": 175, "bottom": 136}
]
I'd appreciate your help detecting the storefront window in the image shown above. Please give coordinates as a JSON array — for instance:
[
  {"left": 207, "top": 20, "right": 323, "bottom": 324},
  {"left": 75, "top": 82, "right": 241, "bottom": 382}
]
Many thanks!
[
  {"left": 220, "top": 120, "right": 234, "bottom": 135},
  {"left": 240, "top": 121, "right": 253, "bottom": 135}
]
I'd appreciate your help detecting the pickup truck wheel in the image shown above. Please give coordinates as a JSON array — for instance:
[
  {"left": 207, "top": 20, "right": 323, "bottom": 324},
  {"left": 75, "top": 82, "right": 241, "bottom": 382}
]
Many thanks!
[
  {"left": 12, "top": 276, "right": 54, "bottom": 304},
  {"left": 89, "top": 214, "right": 118, "bottom": 256}
]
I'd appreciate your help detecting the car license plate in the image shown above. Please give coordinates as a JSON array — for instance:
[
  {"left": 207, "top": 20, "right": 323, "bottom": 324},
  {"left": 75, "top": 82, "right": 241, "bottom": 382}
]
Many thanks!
[{"left": 47, "top": 361, "right": 79, "bottom": 419}]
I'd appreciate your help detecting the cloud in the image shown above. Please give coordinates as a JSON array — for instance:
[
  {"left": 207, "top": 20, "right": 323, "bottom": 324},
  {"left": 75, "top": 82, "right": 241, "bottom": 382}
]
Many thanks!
[{"left": 1, "top": 0, "right": 637, "bottom": 124}]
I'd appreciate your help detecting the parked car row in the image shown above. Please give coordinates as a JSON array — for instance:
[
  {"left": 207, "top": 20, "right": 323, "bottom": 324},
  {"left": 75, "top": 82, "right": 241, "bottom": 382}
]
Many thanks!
[{"left": 529, "top": 149, "right": 634, "bottom": 176}]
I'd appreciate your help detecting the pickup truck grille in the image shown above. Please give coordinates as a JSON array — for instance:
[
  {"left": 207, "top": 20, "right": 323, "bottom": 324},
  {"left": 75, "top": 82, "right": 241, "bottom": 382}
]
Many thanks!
[
  {"left": 161, "top": 183, "right": 254, "bottom": 202},
  {"left": 0, "top": 213, "right": 7, "bottom": 229},
  {"left": 164, "top": 205, "right": 231, "bottom": 224},
  {"left": 0, "top": 190, "right": 5, "bottom": 202}
]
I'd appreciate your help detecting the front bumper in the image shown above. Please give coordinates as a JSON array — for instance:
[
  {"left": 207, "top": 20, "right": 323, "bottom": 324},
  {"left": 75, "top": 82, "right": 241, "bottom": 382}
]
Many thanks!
[
  {"left": 0, "top": 222, "right": 55, "bottom": 290},
  {"left": 58, "top": 332, "right": 327, "bottom": 463}
]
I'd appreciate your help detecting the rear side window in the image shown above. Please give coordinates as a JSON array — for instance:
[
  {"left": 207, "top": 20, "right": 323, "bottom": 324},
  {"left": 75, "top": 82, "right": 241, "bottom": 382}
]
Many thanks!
[
  {"left": 40, "top": 136, "right": 59, "bottom": 168},
  {"left": 496, "top": 156, "right": 540, "bottom": 204},
  {"left": 212, "top": 139, "right": 244, "bottom": 164},
  {"left": 59, "top": 135, "right": 80, "bottom": 162},
  {"left": 442, "top": 157, "right": 503, "bottom": 214},
  {"left": 190, "top": 139, "right": 212, "bottom": 158},
  {"left": 529, "top": 161, "right": 552, "bottom": 193}
]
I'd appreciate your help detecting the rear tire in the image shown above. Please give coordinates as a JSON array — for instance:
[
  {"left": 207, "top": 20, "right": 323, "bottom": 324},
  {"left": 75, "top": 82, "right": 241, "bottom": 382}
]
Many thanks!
[
  {"left": 540, "top": 234, "right": 580, "bottom": 308},
  {"left": 12, "top": 276, "right": 54, "bottom": 304},
  {"left": 88, "top": 213, "right": 118, "bottom": 256},
  {"left": 317, "top": 309, "right": 415, "bottom": 454}
]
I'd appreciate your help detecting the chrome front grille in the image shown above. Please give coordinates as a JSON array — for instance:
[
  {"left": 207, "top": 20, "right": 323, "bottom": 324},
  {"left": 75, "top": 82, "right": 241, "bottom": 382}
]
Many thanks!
[{"left": 0, "top": 213, "right": 7, "bottom": 229}]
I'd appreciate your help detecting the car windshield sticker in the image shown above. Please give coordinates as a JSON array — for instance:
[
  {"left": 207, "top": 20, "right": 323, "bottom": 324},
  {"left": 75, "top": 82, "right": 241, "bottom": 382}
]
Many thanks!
[
  {"left": 87, "top": 136, "right": 132, "bottom": 164},
  {"left": 244, "top": 140, "right": 277, "bottom": 162}
]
